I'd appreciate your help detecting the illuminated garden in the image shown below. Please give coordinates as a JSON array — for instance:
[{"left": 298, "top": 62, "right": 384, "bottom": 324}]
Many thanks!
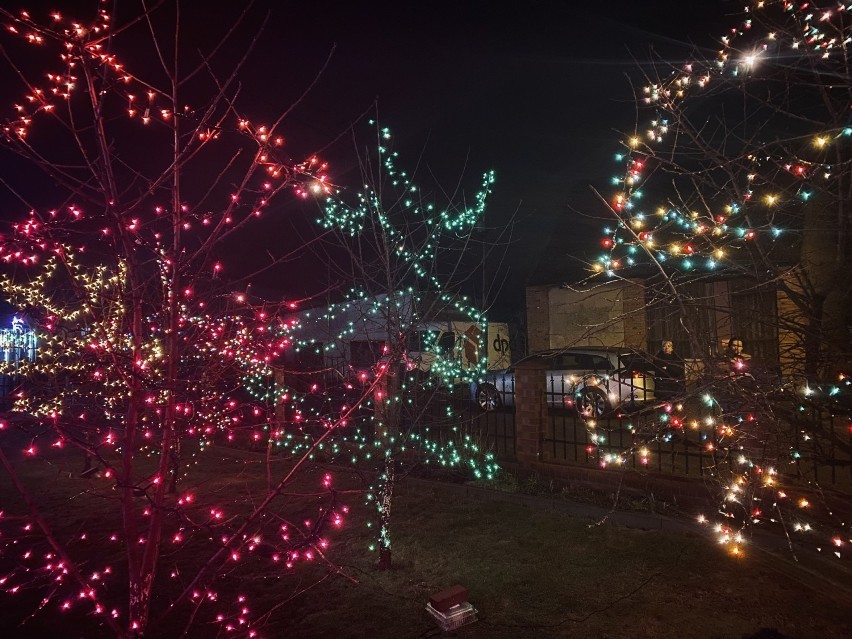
[{"left": 0, "top": 1, "right": 850, "bottom": 637}]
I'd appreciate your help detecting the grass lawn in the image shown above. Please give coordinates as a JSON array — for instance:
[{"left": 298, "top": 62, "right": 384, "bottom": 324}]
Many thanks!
[{"left": 1, "top": 442, "right": 850, "bottom": 639}]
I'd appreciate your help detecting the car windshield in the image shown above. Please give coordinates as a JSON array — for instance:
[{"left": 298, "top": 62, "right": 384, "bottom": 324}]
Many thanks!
[
  {"left": 617, "top": 351, "right": 656, "bottom": 372},
  {"left": 551, "top": 353, "right": 611, "bottom": 370}
]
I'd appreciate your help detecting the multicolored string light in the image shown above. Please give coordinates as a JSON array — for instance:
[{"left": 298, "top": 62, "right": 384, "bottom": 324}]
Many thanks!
[{"left": 587, "top": 0, "right": 851, "bottom": 558}]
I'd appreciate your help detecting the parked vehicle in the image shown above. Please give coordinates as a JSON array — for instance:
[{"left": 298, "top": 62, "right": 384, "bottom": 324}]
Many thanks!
[
  {"left": 277, "top": 293, "right": 512, "bottom": 387},
  {"left": 470, "top": 347, "right": 657, "bottom": 417}
]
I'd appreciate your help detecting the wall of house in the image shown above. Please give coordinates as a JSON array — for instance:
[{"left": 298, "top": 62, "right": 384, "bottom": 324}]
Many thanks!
[
  {"left": 525, "top": 286, "right": 551, "bottom": 353},
  {"left": 621, "top": 282, "right": 647, "bottom": 349},
  {"left": 525, "top": 279, "right": 648, "bottom": 351},
  {"left": 527, "top": 276, "right": 785, "bottom": 374}
]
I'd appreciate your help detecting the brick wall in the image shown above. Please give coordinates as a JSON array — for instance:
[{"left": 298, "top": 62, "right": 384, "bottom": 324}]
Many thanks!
[
  {"left": 527, "top": 279, "right": 648, "bottom": 350},
  {"left": 620, "top": 279, "right": 648, "bottom": 350},
  {"left": 525, "top": 286, "right": 551, "bottom": 353}
]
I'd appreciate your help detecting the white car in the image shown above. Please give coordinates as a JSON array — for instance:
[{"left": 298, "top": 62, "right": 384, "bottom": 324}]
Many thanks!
[{"left": 471, "top": 347, "right": 657, "bottom": 417}]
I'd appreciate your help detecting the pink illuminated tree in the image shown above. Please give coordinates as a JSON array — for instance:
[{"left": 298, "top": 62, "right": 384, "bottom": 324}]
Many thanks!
[{"left": 0, "top": 2, "right": 353, "bottom": 637}]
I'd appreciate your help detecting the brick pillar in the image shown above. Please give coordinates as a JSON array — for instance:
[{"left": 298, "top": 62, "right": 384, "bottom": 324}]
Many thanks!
[{"left": 513, "top": 359, "right": 547, "bottom": 467}]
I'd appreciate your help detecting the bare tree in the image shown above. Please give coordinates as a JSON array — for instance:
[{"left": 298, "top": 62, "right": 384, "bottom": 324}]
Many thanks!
[
  {"left": 598, "top": 2, "right": 850, "bottom": 377},
  {"left": 577, "top": 1, "right": 851, "bottom": 556}
]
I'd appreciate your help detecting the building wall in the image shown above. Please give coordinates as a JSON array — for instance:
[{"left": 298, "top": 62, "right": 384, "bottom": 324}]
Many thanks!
[
  {"left": 525, "top": 286, "right": 551, "bottom": 353},
  {"left": 621, "top": 282, "right": 648, "bottom": 350},
  {"left": 526, "top": 280, "right": 648, "bottom": 351},
  {"left": 527, "top": 276, "right": 784, "bottom": 372}
]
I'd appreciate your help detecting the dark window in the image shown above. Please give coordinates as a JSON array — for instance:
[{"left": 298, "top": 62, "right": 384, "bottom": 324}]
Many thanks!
[
  {"left": 438, "top": 331, "right": 456, "bottom": 352},
  {"left": 588, "top": 355, "right": 613, "bottom": 371},
  {"left": 293, "top": 345, "right": 324, "bottom": 371},
  {"left": 647, "top": 280, "right": 719, "bottom": 358},
  {"left": 553, "top": 354, "right": 581, "bottom": 369},
  {"left": 550, "top": 353, "right": 613, "bottom": 371},
  {"left": 730, "top": 279, "right": 779, "bottom": 370},
  {"left": 407, "top": 331, "right": 424, "bottom": 352}
]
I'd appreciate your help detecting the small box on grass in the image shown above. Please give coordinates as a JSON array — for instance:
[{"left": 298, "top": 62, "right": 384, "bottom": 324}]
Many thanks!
[
  {"left": 428, "top": 584, "right": 468, "bottom": 612},
  {"left": 425, "top": 602, "right": 478, "bottom": 631}
]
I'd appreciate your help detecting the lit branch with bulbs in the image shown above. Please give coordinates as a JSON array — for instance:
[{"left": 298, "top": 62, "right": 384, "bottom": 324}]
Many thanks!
[{"left": 584, "top": 0, "right": 851, "bottom": 560}]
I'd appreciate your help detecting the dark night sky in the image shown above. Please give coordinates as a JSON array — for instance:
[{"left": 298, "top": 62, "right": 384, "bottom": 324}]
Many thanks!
[
  {"left": 239, "top": 0, "right": 738, "bottom": 314},
  {"left": 0, "top": 0, "right": 738, "bottom": 316}
]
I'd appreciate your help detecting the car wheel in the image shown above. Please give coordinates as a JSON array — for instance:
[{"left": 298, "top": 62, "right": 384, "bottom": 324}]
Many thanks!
[
  {"left": 475, "top": 384, "right": 500, "bottom": 411},
  {"left": 577, "top": 386, "right": 609, "bottom": 418}
]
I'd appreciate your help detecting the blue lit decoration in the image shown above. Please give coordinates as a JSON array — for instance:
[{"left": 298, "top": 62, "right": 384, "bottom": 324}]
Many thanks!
[{"left": 0, "top": 316, "right": 37, "bottom": 402}]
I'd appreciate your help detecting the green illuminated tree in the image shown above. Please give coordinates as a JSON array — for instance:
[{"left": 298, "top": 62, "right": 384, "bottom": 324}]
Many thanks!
[{"left": 264, "top": 120, "right": 508, "bottom": 569}]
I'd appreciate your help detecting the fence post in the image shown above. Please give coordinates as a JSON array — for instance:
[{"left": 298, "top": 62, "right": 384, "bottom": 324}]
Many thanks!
[{"left": 513, "top": 359, "right": 547, "bottom": 468}]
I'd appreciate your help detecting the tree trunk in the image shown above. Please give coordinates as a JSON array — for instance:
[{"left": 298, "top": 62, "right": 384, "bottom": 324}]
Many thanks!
[
  {"left": 376, "top": 456, "right": 395, "bottom": 571},
  {"left": 168, "top": 438, "right": 181, "bottom": 494},
  {"left": 374, "top": 347, "right": 401, "bottom": 571}
]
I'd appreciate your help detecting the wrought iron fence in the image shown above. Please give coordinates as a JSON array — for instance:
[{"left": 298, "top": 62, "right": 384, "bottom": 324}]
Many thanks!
[
  {"left": 542, "top": 406, "right": 851, "bottom": 489},
  {"left": 483, "top": 375, "right": 852, "bottom": 489},
  {"left": 542, "top": 409, "right": 720, "bottom": 478},
  {"left": 407, "top": 392, "right": 516, "bottom": 462},
  {"left": 788, "top": 405, "right": 852, "bottom": 488},
  {"left": 232, "top": 372, "right": 850, "bottom": 492}
]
